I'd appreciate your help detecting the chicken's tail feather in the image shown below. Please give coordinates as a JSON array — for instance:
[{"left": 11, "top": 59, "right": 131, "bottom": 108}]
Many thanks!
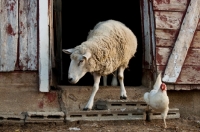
[{"left": 153, "top": 73, "right": 162, "bottom": 90}]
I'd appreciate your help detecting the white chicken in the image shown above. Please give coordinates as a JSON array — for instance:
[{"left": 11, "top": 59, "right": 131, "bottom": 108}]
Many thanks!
[{"left": 144, "top": 73, "right": 169, "bottom": 128}]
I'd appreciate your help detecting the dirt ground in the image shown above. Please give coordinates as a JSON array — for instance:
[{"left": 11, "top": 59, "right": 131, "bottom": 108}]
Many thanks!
[{"left": 0, "top": 117, "right": 200, "bottom": 132}]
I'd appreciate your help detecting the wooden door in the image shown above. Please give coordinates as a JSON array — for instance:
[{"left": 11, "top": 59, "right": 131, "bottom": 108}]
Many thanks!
[{"left": 154, "top": 0, "right": 200, "bottom": 85}]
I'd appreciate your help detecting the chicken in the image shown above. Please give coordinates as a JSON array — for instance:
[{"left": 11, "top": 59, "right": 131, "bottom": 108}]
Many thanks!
[{"left": 144, "top": 73, "right": 169, "bottom": 128}]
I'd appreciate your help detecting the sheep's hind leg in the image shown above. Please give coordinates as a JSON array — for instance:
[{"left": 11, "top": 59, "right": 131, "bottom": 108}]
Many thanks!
[
  {"left": 111, "top": 71, "right": 118, "bottom": 86},
  {"left": 118, "top": 66, "right": 127, "bottom": 99},
  {"left": 103, "top": 76, "right": 107, "bottom": 86},
  {"left": 83, "top": 73, "right": 101, "bottom": 111}
]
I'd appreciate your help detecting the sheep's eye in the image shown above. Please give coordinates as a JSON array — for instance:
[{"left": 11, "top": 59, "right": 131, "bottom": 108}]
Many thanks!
[{"left": 78, "top": 60, "right": 84, "bottom": 66}]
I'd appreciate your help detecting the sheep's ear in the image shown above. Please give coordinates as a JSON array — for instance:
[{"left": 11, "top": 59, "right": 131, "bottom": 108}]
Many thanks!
[
  {"left": 82, "top": 52, "right": 91, "bottom": 60},
  {"left": 62, "top": 48, "right": 74, "bottom": 54}
]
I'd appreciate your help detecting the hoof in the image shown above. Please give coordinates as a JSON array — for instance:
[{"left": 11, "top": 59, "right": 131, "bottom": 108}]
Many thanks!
[
  {"left": 120, "top": 96, "right": 127, "bottom": 100},
  {"left": 83, "top": 108, "right": 91, "bottom": 111}
]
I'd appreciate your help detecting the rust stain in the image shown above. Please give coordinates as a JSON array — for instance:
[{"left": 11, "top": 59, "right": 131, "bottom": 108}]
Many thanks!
[
  {"left": 155, "top": 0, "right": 170, "bottom": 5},
  {"left": 45, "top": 92, "right": 57, "bottom": 103},
  {"left": 38, "top": 101, "right": 44, "bottom": 108},
  {"left": 6, "top": 0, "right": 16, "bottom": 11},
  {"left": 156, "top": 48, "right": 163, "bottom": 65},
  {"left": 6, "top": 24, "right": 15, "bottom": 36},
  {"left": 20, "top": 10, "right": 23, "bottom": 14}
]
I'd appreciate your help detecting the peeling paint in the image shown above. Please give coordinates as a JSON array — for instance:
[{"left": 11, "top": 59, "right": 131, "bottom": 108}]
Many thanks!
[{"left": 6, "top": 24, "right": 15, "bottom": 36}]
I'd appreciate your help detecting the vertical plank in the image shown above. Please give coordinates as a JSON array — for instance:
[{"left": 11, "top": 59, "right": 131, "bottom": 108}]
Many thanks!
[
  {"left": 163, "top": 0, "right": 200, "bottom": 83},
  {"left": 19, "top": 0, "right": 28, "bottom": 70},
  {"left": 149, "top": 1, "right": 157, "bottom": 82},
  {"left": 27, "top": 0, "right": 37, "bottom": 70},
  {"left": 39, "top": 0, "right": 49, "bottom": 92},
  {"left": 19, "top": 0, "right": 37, "bottom": 70},
  {"left": 0, "top": 0, "right": 18, "bottom": 71},
  {"left": 142, "top": 0, "right": 152, "bottom": 69}
]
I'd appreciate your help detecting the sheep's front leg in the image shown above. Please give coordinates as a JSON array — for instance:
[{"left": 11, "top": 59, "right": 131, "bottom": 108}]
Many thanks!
[
  {"left": 83, "top": 73, "right": 101, "bottom": 111},
  {"left": 118, "top": 67, "right": 127, "bottom": 99}
]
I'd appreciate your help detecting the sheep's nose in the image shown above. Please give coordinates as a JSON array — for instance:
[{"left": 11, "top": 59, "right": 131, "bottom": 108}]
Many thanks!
[{"left": 68, "top": 78, "right": 73, "bottom": 82}]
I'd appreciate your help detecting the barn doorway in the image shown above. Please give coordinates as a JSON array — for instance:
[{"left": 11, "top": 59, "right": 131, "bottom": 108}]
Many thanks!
[{"left": 57, "top": 1, "right": 143, "bottom": 86}]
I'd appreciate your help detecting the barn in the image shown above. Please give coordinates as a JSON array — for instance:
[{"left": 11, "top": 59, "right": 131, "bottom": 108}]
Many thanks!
[{"left": 0, "top": 0, "right": 200, "bottom": 123}]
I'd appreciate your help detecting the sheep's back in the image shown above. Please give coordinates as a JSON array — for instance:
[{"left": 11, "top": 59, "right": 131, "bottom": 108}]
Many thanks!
[{"left": 82, "top": 20, "right": 137, "bottom": 75}]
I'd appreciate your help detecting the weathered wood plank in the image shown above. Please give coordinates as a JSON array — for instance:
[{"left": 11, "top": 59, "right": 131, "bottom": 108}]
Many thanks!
[
  {"left": 191, "top": 85, "right": 200, "bottom": 90},
  {"left": 156, "top": 30, "right": 200, "bottom": 48},
  {"left": 155, "top": 29, "right": 178, "bottom": 40},
  {"left": 158, "top": 66, "right": 200, "bottom": 84},
  {"left": 19, "top": 0, "right": 37, "bottom": 71},
  {"left": 27, "top": 0, "right": 37, "bottom": 70},
  {"left": 39, "top": 0, "right": 49, "bottom": 92},
  {"left": 156, "top": 47, "right": 171, "bottom": 65},
  {"left": 157, "top": 48, "right": 200, "bottom": 66},
  {"left": 142, "top": 0, "right": 152, "bottom": 69},
  {"left": 197, "top": 20, "right": 200, "bottom": 30},
  {"left": 184, "top": 49, "right": 200, "bottom": 65},
  {"left": 0, "top": 0, "right": 18, "bottom": 71},
  {"left": 175, "top": 85, "right": 190, "bottom": 90},
  {"left": 153, "top": 0, "right": 188, "bottom": 11},
  {"left": 166, "top": 84, "right": 174, "bottom": 90},
  {"left": 163, "top": 0, "right": 200, "bottom": 83},
  {"left": 19, "top": 0, "right": 28, "bottom": 70},
  {"left": 155, "top": 11, "right": 184, "bottom": 29}
]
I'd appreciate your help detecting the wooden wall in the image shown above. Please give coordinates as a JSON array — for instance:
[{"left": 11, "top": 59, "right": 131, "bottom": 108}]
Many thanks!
[
  {"left": 153, "top": 0, "right": 200, "bottom": 87},
  {"left": 0, "top": 0, "right": 37, "bottom": 72}
]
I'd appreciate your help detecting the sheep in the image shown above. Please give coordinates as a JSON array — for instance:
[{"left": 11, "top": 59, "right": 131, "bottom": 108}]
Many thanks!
[{"left": 62, "top": 20, "right": 137, "bottom": 110}]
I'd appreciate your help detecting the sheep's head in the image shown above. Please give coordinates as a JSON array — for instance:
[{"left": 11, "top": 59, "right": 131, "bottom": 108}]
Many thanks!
[{"left": 63, "top": 48, "right": 91, "bottom": 84}]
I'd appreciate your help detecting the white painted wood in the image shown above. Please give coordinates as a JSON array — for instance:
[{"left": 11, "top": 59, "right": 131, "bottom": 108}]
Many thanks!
[
  {"left": 163, "top": 0, "right": 200, "bottom": 83},
  {"left": 0, "top": 0, "right": 18, "bottom": 71},
  {"left": 39, "top": 0, "right": 49, "bottom": 92}
]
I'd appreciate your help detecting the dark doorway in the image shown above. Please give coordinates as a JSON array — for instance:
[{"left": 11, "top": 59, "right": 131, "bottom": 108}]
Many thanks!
[{"left": 60, "top": 1, "right": 143, "bottom": 86}]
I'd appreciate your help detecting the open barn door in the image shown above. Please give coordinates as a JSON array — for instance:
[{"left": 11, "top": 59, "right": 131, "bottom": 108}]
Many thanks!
[{"left": 140, "top": 0, "right": 157, "bottom": 87}]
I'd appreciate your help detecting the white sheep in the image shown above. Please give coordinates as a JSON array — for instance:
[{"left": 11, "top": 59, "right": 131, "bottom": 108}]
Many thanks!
[{"left": 63, "top": 20, "right": 137, "bottom": 110}]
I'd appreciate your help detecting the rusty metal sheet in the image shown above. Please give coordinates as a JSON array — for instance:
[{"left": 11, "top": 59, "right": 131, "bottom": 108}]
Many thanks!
[
  {"left": 19, "top": 0, "right": 37, "bottom": 71},
  {"left": 0, "top": 0, "right": 18, "bottom": 71},
  {"left": 155, "top": 11, "right": 184, "bottom": 30},
  {"left": 153, "top": 0, "right": 188, "bottom": 11}
]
